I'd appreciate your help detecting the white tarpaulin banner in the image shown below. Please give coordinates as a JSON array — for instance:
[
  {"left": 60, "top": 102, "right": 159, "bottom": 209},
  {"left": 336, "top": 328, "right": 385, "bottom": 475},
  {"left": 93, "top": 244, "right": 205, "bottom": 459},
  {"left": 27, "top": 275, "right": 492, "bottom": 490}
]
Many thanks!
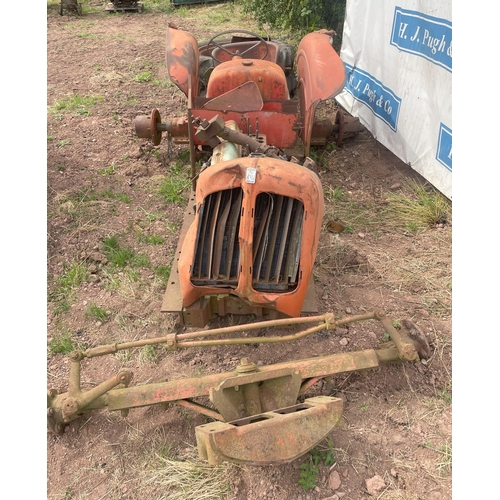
[{"left": 335, "top": 0, "right": 452, "bottom": 199}]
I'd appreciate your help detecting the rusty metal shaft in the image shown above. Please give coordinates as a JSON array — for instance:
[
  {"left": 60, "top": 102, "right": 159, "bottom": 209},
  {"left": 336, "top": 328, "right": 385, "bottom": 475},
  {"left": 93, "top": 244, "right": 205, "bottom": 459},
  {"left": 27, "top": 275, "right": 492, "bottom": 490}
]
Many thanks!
[{"left": 80, "top": 311, "right": 374, "bottom": 358}]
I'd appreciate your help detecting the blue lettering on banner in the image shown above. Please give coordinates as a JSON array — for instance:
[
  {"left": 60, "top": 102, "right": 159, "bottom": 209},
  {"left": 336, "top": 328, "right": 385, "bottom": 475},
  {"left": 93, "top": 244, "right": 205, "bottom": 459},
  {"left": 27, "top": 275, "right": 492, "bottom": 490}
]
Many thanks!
[
  {"left": 391, "top": 7, "right": 452, "bottom": 72},
  {"left": 436, "top": 123, "right": 452, "bottom": 171},
  {"left": 343, "top": 64, "right": 401, "bottom": 132}
]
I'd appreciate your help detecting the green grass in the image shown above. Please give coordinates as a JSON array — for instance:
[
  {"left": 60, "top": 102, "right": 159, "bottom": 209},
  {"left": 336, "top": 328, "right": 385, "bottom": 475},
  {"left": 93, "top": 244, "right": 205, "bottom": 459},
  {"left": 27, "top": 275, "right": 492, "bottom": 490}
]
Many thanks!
[
  {"left": 324, "top": 186, "right": 345, "bottom": 202},
  {"left": 438, "top": 388, "right": 452, "bottom": 404},
  {"left": 135, "top": 207, "right": 164, "bottom": 222},
  {"left": 49, "top": 93, "right": 103, "bottom": 116},
  {"left": 158, "top": 163, "right": 189, "bottom": 204},
  {"left": 49, "top": 329, "right": 75, "bottom": 355},
  {"left": 49, "top": 261, "right": 90, "bottom": 315},
  {"left": 65, "top": 188, "right": 130, "bottom": 205},
  {"left": 155, "top": 265, "right": 171, "bottom": 285},
  {"left": 85, "top": 302, "right": 109, "bottom": 322},
  {"left": 323, "top": 178, "right": 450, "bottom": 235},
  {"left": 386, "top": 179, "right": 451, "bottom": 229},
  {"left": 139, "top": 234, "right": 165, "bottom": 245},
  {"left": 102, "top": 235, "right": 150, "bottom": 268},
  {"left": 99, "top": 189, "right": 131, "bottom": 204},
  {"left": 139, "top": 344, "right": 158, "bottom": 363},
  {"left": 98, "top": 165, "right": 116, "bottom": 175}
]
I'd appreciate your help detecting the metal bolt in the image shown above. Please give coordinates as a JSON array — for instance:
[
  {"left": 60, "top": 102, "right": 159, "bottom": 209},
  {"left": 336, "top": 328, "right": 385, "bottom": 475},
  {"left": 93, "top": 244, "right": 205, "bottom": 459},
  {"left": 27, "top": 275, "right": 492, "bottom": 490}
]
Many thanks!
[{"left": 236, "top": 357, "right": 258, "bottom": 373}]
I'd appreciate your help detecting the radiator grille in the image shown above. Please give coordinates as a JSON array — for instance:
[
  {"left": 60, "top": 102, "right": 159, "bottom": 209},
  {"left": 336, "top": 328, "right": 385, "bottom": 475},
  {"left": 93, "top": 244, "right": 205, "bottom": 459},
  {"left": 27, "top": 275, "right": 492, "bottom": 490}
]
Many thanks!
[
  {"left": 191, "top": 189, "right": 303, "bottom": 292},
  {"left": 191, "top": 188, "right": 242, "bottom": 286},
  {"left": 252, "top": 193, "right": 303, "bottom": 291}
]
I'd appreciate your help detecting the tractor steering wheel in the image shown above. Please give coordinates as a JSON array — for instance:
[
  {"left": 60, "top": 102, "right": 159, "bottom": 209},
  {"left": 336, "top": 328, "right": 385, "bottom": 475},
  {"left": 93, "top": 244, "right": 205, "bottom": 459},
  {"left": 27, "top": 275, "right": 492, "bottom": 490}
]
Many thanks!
[{"left": 206, "top": 30, "right": 269, "bottom": 64}]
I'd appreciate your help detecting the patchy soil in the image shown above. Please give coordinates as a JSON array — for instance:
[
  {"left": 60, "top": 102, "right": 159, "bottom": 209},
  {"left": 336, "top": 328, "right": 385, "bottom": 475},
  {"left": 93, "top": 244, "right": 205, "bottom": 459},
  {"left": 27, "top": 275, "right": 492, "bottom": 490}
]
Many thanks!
[{"left": 47, "top": 4, "right": 451, "bottom": 500}]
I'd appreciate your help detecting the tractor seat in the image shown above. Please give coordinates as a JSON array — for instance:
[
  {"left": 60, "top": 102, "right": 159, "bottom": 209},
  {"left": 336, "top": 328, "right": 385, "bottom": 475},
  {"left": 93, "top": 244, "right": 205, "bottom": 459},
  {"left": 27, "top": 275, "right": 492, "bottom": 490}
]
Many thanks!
[{"left": 212, "top": 41, "right": 282, "bottom": 69}]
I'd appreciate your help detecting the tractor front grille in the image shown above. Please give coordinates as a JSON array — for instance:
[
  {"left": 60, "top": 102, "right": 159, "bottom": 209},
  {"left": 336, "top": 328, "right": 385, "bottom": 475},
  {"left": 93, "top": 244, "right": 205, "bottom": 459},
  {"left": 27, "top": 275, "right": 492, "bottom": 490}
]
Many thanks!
[
  {"left": 252, "top": 193, "right": 303, "bottom": 291},
  {"left": 191, "top": 189, "right": 303, "bottom": 293},
  {"left": 192, "top": 188, "right": 243, "bottom": 286}
]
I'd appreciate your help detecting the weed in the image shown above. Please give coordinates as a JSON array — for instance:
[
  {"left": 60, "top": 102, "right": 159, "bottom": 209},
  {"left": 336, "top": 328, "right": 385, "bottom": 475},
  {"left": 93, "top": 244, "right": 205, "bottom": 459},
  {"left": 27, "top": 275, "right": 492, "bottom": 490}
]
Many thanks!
[
  {"left": 115, "top": 349, "right": 133, "bottom": 364},
  {"left": 326, "top": 186, "right": 345, "bottom": 201},
  {"left": 49, "top": 261, "right": 90, "bottom": 314},
  {"left": 126, "top": 95, "right": 139, "bottom": 106},
  {"left": 381, "top": 332, "right": 391, "bottom": 342},
  {"left": 102, "top": 235, "right": 150, "bottom": 268},
  {"left": 191, "top": 365, "right": 204, "bottom": 377},
  {"left": 57, "top": 140, "right": 71, "bottom": 148},
  {"left": 138, "top": 233, "right": 165, "bottom": 245},
  {"left": 298, "top": 460, "right": 319, "bottom": 491},
  {"left": 68, "top": 188, "right": 98, "bottom": 203},
  {"left": 299, "top": 438, "right": 336, "bottom": 491},
  {"left": 436, "top": 441, "right": 452, "bottom": 474},
  {"left": 437, "top": 388, "right": 452, "bottom": 404},
  {"left": 166, "top": 221, "right": 179, "bottom": 233},
  {"left": 178, "top": 149, "right": 190, "bottom": 161},
  {"left": 99, "top": 189, "right": 130, "bottom": 204},
  {"left": 135, "top": 69, "right": 153, "bottom": 83},
  {"left": 152, "top": 79, "right": 173, "bottom": 88},
  {"left": 405, "top": 220, "right": 420, "bottom": 232},
  {"left": 77, "top": 32, "right": 96, "bottom": 39},
  {"left": 418, "top": 440, "right": 452, "bottom": 475},
  {"left": 47, "top": 135, "right": 53, "bottom": 141},
  {"left": 387, "top": 179, "right": 450, "bottom": 229},
  {"left": 155, "top": 265, "right": 171, "bottom": 284},
  {"left": 360, "top": 403, "right": 366, "bottom": 410},
  {"left": 49, "top": 93, "right": 103, "bottom": 116},
  {"left": 419, "top": 440, "right": 433, "bottom": 448},
  {"left": 392, "top": 319, "right": 400, "bottom": 329},
  {"left": 136, "top": 207, "right": 163, "bottom": 222},
  {"left": 309, "top": 147, "right": 327, "bottom": 170},
  {"left": 49, "top": 329, "right": 74, "bottom": 355},
  {"left": 158, "top": 170, "right": 187, "bottom": 204},
  {"left": 56, "top": 164, "right": 66, "bottom": 171},
  {"left": 98, "top": 164, "right": 116, "bottom": 175},
  {"left": 85, "top": 302, "right": 109, "bottom": 323},
  {"left": 139, "top": 344, "right": 158, "bottom": 363}
]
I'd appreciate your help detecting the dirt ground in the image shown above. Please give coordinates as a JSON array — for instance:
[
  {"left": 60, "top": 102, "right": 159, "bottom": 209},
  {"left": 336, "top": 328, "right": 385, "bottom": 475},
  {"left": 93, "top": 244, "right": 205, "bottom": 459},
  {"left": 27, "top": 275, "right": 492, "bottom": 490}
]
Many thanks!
[{"left": 46, "top": 4, "right": 452, "bottom": 500}]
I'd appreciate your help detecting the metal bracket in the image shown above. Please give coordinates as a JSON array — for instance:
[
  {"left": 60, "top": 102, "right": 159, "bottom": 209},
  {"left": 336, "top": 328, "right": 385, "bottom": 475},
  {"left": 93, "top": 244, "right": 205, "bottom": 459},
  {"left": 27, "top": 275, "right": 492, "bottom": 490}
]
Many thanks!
[
  {"left": 210, "top": 366, "right": 303, "bottom": 421},
  {"left": 196, "top": 396, "right": 343, "bottom": 465}
]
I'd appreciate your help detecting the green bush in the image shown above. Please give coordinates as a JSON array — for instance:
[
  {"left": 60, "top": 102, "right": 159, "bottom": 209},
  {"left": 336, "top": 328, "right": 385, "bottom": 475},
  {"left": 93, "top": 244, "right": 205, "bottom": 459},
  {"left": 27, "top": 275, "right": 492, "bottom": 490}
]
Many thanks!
[{"left": 239, "top": 0, "right": 346, "bottom": 41}]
